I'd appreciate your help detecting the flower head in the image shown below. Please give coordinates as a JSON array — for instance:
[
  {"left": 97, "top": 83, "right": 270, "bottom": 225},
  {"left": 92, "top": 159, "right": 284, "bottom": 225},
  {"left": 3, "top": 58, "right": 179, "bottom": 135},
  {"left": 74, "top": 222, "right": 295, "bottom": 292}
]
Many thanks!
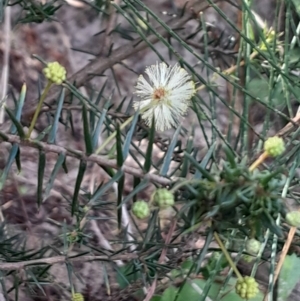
[
  {"left": 264, "top": 136, "right": 285, "bottom": 157},
  {"left": 43, "top": 61, "right": 66, "bottom": 85},
  {"left": 152, "top": 188, "right": 174, "bottom": 209},
  {"left": 134, "top": 62, "right": 195, "bottom": 131},
  {"left": 132, "top": 200, "right": 150, "bottom": 219},
  {"left": 235, "top": 276, "right": 259, "bottom": 300},
  {"left": 286, "top": 211, "right": 300, "bottom": 227},
  {"left": 245, "top": 238, "right": 261, "bottom": 255}
]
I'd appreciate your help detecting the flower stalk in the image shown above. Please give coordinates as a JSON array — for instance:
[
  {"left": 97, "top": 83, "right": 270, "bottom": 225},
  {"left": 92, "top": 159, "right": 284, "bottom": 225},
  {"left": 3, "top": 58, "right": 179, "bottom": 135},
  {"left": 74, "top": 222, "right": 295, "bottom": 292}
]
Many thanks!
[
  {"left": 26, "top": 61, "right": 66, "bottom": 139},
  {"left": 26, "top": 81, "right": 52, "bottom": 139},
  {"left": 95, "top": 105, "right": 150, "bottom": 155},
  {"left": 214, "top": 232, "right": 243, "bottom": 280}
]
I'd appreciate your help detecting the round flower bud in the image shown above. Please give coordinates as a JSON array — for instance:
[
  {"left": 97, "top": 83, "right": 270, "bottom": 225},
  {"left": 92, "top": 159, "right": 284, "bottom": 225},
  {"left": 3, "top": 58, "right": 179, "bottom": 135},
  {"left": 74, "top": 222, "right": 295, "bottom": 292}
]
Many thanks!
[
  {"left": 245, "top": 238, "right": 261, "bottom": 255},
  {"left": 264, "top": 136, "right": 285, "bottom": 157},
  {"left": 132, "top": 200, "right": 150, "bottom": 219},
  {"left": 72, "top": 293, "right": 84, "bottom": 301},
  {"left": 235, "top": 276, "right": 259, "bottom": 300},
  {"left": 43, "top": 61, "right": 67, "bottom": 85},
  {"left": 286, "top": 211, "right": 300, "bottom": 227},
  {"left": 152, "top": 188, "right": 174, "bottom": 208}
]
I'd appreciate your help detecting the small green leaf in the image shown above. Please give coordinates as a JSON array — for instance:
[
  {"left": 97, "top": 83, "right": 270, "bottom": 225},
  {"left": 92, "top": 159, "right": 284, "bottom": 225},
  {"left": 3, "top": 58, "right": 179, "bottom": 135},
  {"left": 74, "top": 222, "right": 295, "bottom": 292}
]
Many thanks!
[
  {"left": 95, "top": 80, "right": 107, "bottom": 106},
  {"left": 261, "top": 210, "right": 283, "bottom": 237},
  {"left": 92, "top": 105, "right": 108, "bottom": 150},
  {"left": 72, "top": 160, "right": 87, "bottom": 215},
  {"left": 14, "top": 272, "right": 19, "bottom": 301},
  {"left": 160, "top": 126, "right": 181, "bottom": 176},
  {"left": 25, "top": 269, "right": 45, "bottom": 295},
  {"left": 0, "top": 144, "right": 19, "bottom": 190},
  {"left": 48, "top": 87, "right": 65, "bottom": 144},
  {"left": 90, "top": 170, "right": 124, "bottom": 204},
  {"left": 144, "top": 116, "right": 155, "bottom": 172},
  {"left": 5, "top": 107, "right": 26, "bottom": 138},
  {"left": 43, "top": 153, "right": 66, "bottom": 202},
  {"left": 11, "top": 83, "right": 26, "bottom": 135},
  {"left": 117, "top": 174, "right": 125, "bottom": 229},
  {"left": 116, "top": 125, "right": 123, "bottom": 167},
  {"left": 224, "top": 145, "right": 236, "bottom": 168},
  {"left": 123, "top": 110, "right": 139, "bottom": 160},
  {"left": 185, "top": 152, "right": 216, "bottom": 182},
  {"left": 82, "top": 104, "right": 93, "bottom": 155},
  {"left": 62, "top": 157, "right": 68, "bottom": 174},
  {"left": 34, "top": 125, "right": 52, "bottom": 141},
  {"left": 133, "top": 177, "right": 141, "bottom": 202},
  {"left": 118, "top": 179, "right": 149, "bottom": 207},
  {"left": 37, "top": 150, "right": 46, "bottom": 207},
  {"left": 180, "top": 130, "right": 194, "bottom": 177},
  {"left": 15, "top": 146, "right": 21, "bottom": 173},
  {"left": 194, "top": 142, "right": 216, "bottom": 179}
]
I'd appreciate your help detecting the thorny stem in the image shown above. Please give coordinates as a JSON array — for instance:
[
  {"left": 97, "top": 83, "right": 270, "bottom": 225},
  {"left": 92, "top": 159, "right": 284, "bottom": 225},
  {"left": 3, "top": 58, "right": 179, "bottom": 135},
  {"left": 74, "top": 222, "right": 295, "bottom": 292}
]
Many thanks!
[
  {"left": 0, "top": 254, "right": 138, "bottom": 271},
  {"left": 26, "top": 81, "right": 52, "bottom": 138},
  {"left": 0, "top": 132, "right": 172, "bottom": 186}
]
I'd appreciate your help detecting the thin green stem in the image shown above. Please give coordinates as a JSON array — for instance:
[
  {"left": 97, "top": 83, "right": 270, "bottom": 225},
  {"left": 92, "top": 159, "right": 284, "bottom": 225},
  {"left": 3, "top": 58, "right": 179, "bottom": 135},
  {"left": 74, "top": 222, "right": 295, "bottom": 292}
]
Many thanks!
[
  {"left": 26, "top": 81, "right": 53, "bottom": 139},
  {"left": 214, "top": 232, "right": 243, "bottom": 280},
  {"left": 95, "top": 115, "right": 134, "bottom": 155},
  {"left": 241, "top": 0, "right": 252, "bottom": 155},
  {"left": 95, "top": 105, "right": 150, "bottom": 155}
]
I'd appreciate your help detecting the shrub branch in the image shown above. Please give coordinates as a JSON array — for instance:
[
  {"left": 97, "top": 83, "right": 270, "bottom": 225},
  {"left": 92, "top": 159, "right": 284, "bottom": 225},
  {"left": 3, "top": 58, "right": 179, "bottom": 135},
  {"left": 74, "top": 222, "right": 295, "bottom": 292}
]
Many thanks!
[
  {"left": 0, "top": 254, "right": 138, "bottom": 271},
  {"left": 0, "top": 132, "right": 171, "bottom": 186}
]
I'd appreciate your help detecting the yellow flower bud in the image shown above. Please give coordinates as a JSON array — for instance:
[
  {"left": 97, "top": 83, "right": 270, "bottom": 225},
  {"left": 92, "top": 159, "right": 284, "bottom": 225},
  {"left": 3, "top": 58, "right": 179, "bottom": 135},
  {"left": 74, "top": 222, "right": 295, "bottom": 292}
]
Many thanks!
[
  {"left": 43, "top": 61, "right": 66, "bottom": 85},
  {"left": 264, "top": 136, "right": 285, "bottom": 157},
  {"left": 72, "top": 293, "right": 84, "bottom": 301}
]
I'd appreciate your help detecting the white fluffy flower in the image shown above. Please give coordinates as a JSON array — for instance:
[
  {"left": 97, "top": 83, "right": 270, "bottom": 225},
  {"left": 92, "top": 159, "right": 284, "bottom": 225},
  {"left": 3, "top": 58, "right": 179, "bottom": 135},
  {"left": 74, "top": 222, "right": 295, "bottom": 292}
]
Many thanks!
[{"left": 133, "top": 62, "right": 196, "bottom": 131}]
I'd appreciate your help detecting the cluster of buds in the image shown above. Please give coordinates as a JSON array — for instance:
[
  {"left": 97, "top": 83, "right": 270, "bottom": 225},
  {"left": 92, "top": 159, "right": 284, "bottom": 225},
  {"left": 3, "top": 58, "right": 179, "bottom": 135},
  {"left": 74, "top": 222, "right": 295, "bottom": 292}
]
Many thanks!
[
  {"left": 43, "top": 61, "right": 67, "bottom": 85},
  {"left": 132, "top": 200, "right": 150, "bottom": 219},
  {"left": 286, "top": 211, "right": 300, "bottom": 227},
  {"left": 245, "top": 238, "right": 261, "bottom": 255},
  {"left": 264, "top": 136, "right": 285, "bottom": 157},
  {"left": 152, "top": 188, "right": 174, "bottom": 208},
  {"left": 132, "top": 188, "right": 175, "bottom": 219},
  {"left": 235, "top": 276, "right": 259, "bottom": 300}
]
